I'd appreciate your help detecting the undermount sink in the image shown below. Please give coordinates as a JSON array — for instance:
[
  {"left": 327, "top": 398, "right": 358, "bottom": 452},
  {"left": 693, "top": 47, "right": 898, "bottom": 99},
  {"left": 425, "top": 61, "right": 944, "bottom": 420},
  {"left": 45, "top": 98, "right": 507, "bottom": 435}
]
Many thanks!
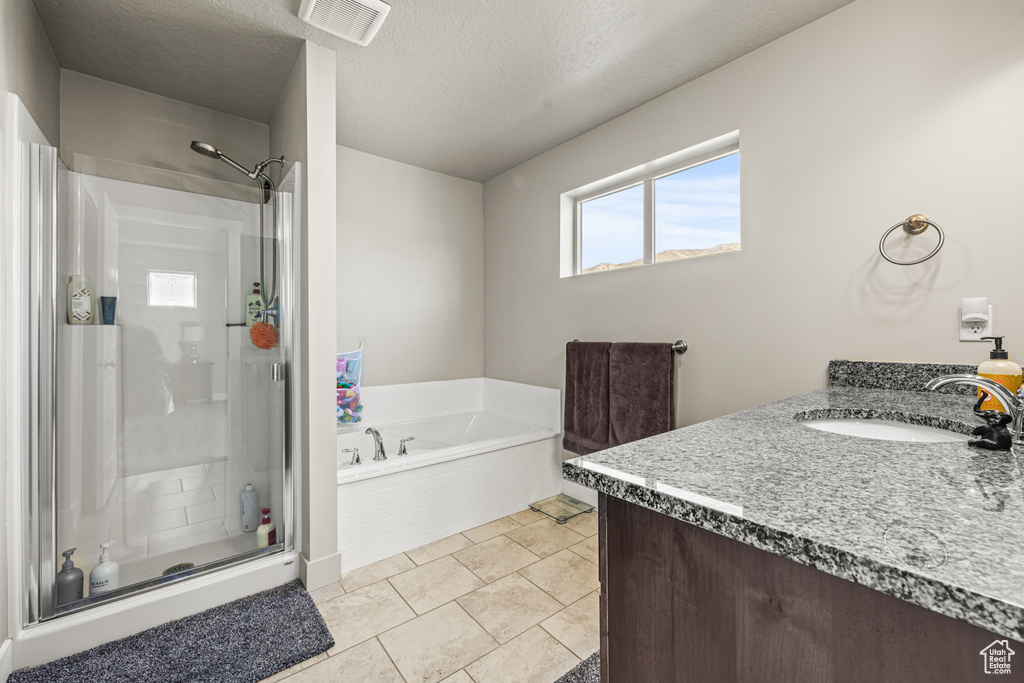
[{"left": 800, "top": 418, "right": 971, "bottom": 443}]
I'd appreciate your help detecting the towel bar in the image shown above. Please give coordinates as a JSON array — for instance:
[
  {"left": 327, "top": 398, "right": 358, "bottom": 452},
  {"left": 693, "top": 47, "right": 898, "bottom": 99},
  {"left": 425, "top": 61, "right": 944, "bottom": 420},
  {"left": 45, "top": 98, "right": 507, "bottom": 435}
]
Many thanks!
[{"left": 571, "top": 339, "right": 688, "bottom": 355}]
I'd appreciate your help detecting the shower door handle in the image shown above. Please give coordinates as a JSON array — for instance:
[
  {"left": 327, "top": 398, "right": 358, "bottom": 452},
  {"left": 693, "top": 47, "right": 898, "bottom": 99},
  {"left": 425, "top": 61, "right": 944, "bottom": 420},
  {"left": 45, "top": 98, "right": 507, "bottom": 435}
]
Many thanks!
[{"left": 272, "top": 363, "right": 286, "bottom": 382}]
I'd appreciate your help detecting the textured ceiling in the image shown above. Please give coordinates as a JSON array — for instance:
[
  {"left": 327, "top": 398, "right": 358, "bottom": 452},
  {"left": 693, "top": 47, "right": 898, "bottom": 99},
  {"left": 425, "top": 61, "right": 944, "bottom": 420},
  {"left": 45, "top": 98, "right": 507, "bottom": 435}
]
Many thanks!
[{"left": 32, "top": 0, "right": 854, "bottom": 182}]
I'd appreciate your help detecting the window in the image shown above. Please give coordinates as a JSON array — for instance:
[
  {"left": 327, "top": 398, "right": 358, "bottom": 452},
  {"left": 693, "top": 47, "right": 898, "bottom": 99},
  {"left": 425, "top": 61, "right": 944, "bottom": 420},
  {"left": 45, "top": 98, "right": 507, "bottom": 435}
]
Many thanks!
[
  {"left": 147, "top": 271, "right": 197, "bottom": 308},
  {"left": 564, "top": 132, "right": 740, "bottom": 276}
]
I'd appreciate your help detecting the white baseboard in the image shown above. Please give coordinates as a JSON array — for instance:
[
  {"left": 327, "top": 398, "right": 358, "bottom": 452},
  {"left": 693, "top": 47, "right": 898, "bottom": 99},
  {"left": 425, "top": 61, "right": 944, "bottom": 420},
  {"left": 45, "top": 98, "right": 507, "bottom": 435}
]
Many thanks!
[
  {"left": 299, "top": 551, "right": 341, "bottom": 590},
  {"left": 561, "top": 478, "right": 598, "bottom": 507},
  {"left": 1, "top": 638, "right": 13, "bottom": 680}
]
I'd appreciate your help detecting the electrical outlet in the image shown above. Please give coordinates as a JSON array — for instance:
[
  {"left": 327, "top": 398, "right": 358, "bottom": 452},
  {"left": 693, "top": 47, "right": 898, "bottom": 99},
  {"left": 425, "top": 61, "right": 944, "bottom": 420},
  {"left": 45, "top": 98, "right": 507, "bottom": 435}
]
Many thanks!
[{"left": 960, "top": 305, "right": 993, "bottom": 341}]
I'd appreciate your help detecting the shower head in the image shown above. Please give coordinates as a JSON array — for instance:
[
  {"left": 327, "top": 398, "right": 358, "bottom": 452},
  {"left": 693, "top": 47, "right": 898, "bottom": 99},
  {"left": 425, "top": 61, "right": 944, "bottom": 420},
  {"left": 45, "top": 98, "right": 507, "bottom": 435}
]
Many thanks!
[
  {"left": 190, "top": 140, "right": 256, "bottom": 178},
  {"left": 190, "top": 141, "right": 221, "bottom": 159}
]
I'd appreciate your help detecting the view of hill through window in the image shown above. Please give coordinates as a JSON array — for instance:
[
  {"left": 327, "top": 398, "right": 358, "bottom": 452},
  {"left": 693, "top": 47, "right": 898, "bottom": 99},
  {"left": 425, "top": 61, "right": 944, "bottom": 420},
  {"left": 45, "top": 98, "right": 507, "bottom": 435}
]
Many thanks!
[{"left": 580, "top": 153, "right": 740, "bottom": 273}]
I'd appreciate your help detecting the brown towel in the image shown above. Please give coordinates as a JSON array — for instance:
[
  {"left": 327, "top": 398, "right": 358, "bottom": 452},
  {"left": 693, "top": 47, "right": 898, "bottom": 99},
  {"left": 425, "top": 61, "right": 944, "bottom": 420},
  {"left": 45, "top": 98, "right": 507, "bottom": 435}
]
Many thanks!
[
  {"left": 563, "top": 341, "right": 612, "bottom": 455},
  {"left": 609, "top": 342, "right": 675, "bottom": 447}
]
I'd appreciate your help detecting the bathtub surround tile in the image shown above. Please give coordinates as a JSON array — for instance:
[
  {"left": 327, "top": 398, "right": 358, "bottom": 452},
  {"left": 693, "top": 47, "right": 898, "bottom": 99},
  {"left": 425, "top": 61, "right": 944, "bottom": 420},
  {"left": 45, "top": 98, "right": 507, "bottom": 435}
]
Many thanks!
[
  {"left": 508, "top": 508, "right": 547, "bottom": 526},
  {"left": 388, "top": 555, "right": 485, "bottom": 615},
  {"left": 290, "top": 638, "right": 403, "bottom": 682},
  {"left": 505, "top": 519, "right": 586, "bottom": 558},
  {"left": 456, "top": 573, "right": 563, "bottom": 643},
  {"left": 379, "top": 602, "right": 498, "bottom": 683},
  {"left": 405, "top": 533, "right": 475, "bottom": 566},
  {"left": 567, "top": 535, "right": 599, "bottom": 566},
  {"left": 465, "top": 626, "right": 579, "bottom": 683},
  {"left": 341, "top": 553, "right": 417, "bottom": 592},
  {"left": 563, "top": 510, "right": 598, "bottom": 537},
  {"left": 520, "top": 550, "right": 600, "bottom": 606},
  {"left": 462, "top": 516, "right": 523, "bottom": 543},
  {"left": 319, "top": 580, "right": 416, "bottom": 655},
  {"left": 540, "top": 592, "right": 601, "bottom": 659},
  {"left": 452, "top": 535, "right": 540, "bottom": 584}
]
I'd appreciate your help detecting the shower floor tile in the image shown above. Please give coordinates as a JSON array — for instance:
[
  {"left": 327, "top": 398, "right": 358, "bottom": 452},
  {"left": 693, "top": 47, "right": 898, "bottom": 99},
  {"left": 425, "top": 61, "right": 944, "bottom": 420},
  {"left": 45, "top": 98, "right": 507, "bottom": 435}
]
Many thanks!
[{"left": 274, "top": 506, "right": 601, "bottom": 682}]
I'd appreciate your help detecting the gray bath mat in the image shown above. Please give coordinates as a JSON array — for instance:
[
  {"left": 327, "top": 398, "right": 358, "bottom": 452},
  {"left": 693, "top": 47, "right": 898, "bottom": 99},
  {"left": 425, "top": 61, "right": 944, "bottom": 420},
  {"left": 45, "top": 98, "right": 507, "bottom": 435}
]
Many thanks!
[
  {"left": 556, "top": 651, "right": 600, "bottom": 683},
  {"left": 8, "top": 580, "right": 334, "bottom": 683}
]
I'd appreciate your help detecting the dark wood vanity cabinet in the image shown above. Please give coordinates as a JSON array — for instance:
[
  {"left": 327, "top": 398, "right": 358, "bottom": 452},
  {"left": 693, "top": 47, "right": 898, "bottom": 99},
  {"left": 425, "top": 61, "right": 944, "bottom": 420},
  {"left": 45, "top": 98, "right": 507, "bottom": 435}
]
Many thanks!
[{"left": 598, "top": 493, "right": 1023, "bottom": 682}]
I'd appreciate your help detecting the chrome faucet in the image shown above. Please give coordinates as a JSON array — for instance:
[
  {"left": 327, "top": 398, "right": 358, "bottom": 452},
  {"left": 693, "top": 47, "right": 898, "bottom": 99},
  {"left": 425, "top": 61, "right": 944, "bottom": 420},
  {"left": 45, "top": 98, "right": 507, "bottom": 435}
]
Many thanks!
[
  {"left": 925, "top": 374, "right": 1024, "bottom": 452},
  {"left": 398, "top": 437, "right": 415, "bottom": 457},
  {"left": 340, "top": 447, "right": 360, "bottom": 466},
  {"left": 365, "top": 427, "right": 386, "bottom": 461}
]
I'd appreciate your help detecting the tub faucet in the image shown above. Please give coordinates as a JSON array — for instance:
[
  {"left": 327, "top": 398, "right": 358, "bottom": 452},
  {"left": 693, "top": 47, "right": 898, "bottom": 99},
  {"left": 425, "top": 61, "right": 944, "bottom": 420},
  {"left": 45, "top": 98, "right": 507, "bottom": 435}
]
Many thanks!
[
  {"left": 365, "top": 427, "right": 386, "bottom": 461},
  {"left": 340, "top": 447, "right": 360, "bottom": 466},
  {"left": 398, "top": 437, "right": 415, "bottom": 457},
  {"left": 924, "top": 374, "right": 1024, "bottom": 452}
]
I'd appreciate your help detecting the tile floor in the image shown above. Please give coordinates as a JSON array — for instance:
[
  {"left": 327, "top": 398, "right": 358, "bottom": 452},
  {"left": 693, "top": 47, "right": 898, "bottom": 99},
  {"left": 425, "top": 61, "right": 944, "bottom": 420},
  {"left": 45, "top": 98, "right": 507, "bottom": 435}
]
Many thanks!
[{"left": 266, "top": 507, "right": 600, "bottom": 683}]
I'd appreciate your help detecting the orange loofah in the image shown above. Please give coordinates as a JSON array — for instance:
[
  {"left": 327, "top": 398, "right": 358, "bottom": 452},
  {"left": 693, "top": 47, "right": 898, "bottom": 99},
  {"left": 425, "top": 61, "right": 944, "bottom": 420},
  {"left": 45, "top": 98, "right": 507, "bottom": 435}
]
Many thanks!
[{"left": 250, "top": 321, "right": 279, "bottom": 350}]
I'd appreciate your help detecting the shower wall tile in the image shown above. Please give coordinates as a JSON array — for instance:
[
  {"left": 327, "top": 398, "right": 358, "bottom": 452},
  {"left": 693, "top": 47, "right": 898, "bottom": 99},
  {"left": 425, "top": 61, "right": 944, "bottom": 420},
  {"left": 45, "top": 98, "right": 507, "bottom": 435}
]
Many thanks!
[
  {"left": 148, "top": 487, "right": 217, "bottom": 513},
  {"left": 185, "top": 499, "right": 230, "bottom": 525},
  {"left": 115, "top": 479, "right": 184, "bottom": 503},
  {"left": 125, "top": 508, "right": 188, "bottom": 537},
  {"left": 147, "top": 518, "right": 228, "bottom": 557},
  {"left": 181, "top": 471, "right": 229, "bottom": 492}
]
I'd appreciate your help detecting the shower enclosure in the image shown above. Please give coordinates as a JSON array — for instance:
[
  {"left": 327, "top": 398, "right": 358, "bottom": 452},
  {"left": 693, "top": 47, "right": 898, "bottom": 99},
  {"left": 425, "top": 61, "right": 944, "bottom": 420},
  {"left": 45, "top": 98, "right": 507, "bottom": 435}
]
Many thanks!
[{"left": 21, "top": 142, "right": 298, "bottom": 623}]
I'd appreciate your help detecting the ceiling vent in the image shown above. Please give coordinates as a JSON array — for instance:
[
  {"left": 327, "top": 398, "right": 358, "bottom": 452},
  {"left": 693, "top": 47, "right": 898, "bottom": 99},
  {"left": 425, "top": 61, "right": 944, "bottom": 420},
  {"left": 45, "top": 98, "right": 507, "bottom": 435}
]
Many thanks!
[{"left": 298, "top": 0, "right": 391, "bottom": 47}]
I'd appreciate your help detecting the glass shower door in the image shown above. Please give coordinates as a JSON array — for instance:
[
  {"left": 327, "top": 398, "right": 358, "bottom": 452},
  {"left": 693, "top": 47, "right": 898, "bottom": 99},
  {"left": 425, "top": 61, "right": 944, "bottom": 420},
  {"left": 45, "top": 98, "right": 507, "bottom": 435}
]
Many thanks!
[{"left": 40, "top": 153, "right": 292, "bottom": 618}]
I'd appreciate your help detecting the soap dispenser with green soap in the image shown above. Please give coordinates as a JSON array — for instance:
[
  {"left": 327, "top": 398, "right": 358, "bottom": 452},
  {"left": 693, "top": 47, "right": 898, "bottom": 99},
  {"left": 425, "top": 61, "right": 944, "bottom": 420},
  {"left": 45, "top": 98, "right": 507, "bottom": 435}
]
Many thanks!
[{"left": 977, "top": 336, "right": 1022, "bottom": 412}]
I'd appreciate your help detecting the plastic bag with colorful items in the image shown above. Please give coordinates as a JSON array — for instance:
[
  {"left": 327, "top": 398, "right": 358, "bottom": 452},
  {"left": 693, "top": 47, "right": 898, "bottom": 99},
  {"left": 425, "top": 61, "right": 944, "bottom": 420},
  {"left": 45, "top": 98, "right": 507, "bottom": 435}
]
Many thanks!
[{"left": 337, "top": 349, "right": 363, "bottom": 424}]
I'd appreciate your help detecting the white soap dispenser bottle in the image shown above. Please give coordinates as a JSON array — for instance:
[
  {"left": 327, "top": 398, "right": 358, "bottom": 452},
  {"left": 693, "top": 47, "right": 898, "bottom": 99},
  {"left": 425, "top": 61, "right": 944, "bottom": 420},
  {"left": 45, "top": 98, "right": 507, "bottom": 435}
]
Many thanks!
[{"left": 89, "top": 542, "right": 119, "bottom": 595}]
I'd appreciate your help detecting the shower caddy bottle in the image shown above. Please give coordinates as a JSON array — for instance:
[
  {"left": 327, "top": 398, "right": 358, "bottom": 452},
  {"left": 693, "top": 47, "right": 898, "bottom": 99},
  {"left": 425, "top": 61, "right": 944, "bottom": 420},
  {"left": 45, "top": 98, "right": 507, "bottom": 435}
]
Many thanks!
[
  {"left": 67, "top": 275, "right": 94, "bottom": 324},
  {"left": 245, "top": 282, "right": 265, "bottom": 327},
  {"left": 256, "top": 508, "right": 277, "bottom": 548}
]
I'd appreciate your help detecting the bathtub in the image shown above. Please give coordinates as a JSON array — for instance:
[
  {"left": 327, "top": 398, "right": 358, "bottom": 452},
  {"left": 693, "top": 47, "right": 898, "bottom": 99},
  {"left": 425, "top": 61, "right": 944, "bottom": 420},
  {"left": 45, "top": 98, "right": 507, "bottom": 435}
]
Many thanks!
[
  {"left": 338, "top": 411, "right": 557, "bottom": 483},
  {"left": 336, "top": 378, "right": 563, "bottom": 572}
]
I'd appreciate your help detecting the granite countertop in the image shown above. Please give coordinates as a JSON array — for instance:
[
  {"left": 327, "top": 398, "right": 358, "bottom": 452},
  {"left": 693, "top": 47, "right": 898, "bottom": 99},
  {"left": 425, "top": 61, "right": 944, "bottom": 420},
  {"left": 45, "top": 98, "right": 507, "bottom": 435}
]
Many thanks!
[{"left": 562, "top": 361, "right": 1024, "bottom": 642}]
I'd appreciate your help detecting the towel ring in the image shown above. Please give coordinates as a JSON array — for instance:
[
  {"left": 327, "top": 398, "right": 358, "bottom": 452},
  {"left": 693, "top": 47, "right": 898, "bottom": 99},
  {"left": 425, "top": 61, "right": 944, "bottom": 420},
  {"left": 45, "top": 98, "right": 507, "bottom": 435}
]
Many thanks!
[{"left": 879, "top": 214, "right": 944, "bottom": 266}]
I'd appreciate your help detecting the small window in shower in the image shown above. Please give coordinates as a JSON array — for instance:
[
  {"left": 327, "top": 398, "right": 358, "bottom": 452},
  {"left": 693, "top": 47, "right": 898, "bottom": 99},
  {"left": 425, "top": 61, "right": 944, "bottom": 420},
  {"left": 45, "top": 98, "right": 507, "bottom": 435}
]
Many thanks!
[{"left": 147, "top": 270, "right": 197, "bottom": 308}]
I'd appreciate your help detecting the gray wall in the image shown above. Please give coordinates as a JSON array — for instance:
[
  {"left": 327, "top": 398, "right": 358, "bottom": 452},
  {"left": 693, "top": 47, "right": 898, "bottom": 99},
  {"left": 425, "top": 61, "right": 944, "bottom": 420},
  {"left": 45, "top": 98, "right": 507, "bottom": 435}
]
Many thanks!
[
  {"left": 336, "top": 146, "right": 484, "bottom": 386},
  {"left": 482, "top": 0, "right": 1024, "bottom": 428},
  {"left": 0, "top": 0, "right": 60, "bottom": 654},
  {"left": 60, "top": 70, "right": 269, "bottom": 182},
  {"left": 270, "top": 41, "right": 339, "bottom": 591}
]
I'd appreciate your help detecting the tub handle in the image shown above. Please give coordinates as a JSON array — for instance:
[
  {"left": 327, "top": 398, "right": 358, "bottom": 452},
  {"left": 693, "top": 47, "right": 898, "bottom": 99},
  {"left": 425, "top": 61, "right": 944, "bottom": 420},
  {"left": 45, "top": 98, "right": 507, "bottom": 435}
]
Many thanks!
[
  {"left": 341, "top": 447, "right": 360, "bottom": 466},
  {"left": 398, "top": 437, "right": 415, "bottom": 457}
]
